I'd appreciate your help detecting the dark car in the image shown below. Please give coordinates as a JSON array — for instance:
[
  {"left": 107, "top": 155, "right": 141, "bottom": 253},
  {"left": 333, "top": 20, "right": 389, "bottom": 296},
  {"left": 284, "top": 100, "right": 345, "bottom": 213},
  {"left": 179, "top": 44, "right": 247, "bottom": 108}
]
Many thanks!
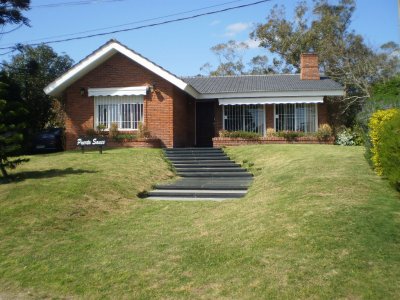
[{"left": 32, "top": 128, "right": 64, "bottom": 152}]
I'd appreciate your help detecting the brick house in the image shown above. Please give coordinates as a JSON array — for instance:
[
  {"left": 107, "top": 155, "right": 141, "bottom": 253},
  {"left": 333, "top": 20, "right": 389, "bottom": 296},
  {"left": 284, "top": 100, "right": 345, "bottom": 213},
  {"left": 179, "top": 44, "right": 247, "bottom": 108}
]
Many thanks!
[{"left": 44, "top": 40, "right": 344, "bottom": 149}]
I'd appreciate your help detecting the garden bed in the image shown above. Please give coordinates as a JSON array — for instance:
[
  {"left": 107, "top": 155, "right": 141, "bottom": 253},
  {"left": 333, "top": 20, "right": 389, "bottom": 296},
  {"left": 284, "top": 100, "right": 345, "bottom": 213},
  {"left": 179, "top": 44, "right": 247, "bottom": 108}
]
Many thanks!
[
  {"left": 213, "top": 136, "right": 335, "bottom": 147},
  {"left": 107, "top": 137, "right": 161, "bottom": 148}
]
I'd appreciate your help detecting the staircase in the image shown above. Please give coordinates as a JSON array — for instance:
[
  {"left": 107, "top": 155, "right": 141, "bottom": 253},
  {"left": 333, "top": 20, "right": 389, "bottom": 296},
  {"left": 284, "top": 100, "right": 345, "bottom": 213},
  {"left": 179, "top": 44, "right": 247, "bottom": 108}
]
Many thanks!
[{"left": 147, "top": 148, "right": 253, "bottom": 201}]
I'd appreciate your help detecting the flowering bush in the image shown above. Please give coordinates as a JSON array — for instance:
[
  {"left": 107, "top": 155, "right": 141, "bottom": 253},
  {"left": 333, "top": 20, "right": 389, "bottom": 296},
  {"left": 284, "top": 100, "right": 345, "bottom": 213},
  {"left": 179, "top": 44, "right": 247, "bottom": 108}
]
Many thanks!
[{"left": 336, "top": 128, "right": 356, "bottom": 146}]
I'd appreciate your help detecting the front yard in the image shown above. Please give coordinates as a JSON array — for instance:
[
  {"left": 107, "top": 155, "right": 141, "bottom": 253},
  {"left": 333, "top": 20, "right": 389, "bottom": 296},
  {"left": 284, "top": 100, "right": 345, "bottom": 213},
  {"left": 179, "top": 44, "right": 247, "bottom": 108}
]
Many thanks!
[{"left": 0, "top": 145, "right": 399, "bottom": 298}]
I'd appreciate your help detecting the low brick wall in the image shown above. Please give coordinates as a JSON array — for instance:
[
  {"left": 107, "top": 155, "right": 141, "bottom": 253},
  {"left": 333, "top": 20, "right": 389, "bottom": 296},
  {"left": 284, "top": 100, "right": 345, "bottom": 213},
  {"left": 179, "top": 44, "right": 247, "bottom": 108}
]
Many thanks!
[
  {"left": 107, "top": 138, "right": 161, "bottom": 148},
  {"left": 213, "top": 137, "right": 335, "bottom": 147}
]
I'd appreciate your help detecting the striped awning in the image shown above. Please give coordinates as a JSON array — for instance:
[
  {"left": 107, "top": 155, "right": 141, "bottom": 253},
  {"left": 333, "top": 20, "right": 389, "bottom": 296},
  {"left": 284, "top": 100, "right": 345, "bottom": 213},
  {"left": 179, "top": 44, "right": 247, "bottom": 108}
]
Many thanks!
[
  {"left": 88, "top": 86, "right": 148, "bottom": 97},
  {"left": 218, "top": 96, "right": 323, "bottom": 105}
]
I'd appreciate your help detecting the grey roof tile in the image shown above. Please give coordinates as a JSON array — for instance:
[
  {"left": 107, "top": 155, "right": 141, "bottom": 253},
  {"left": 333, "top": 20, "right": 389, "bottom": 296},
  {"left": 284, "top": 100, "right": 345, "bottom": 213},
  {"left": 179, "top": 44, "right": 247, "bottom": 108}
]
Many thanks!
[{"left": 182, "top": 74, "right": 343, "bottom": 94}]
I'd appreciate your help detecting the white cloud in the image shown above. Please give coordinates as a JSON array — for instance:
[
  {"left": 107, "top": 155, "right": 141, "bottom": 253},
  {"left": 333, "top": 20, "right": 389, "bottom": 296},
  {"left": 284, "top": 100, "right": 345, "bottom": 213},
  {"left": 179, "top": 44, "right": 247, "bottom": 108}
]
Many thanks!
[
  {"left": 224, "top": 22, "right": 251, "bottom": 37},
  {"left": 210, "top": 20, "right": 221, "bottom": 26}
]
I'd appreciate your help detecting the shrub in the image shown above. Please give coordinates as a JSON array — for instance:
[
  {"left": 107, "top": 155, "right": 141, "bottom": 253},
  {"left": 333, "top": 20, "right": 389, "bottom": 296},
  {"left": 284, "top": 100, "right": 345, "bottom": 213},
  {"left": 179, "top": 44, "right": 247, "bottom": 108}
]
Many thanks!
[
  {"left": 138, "top": 122, "right": 151, "bottom": 138},
  {"left": 335, "top": 126, "right": 364, "bottom": 146},
  {"left": 109, "top": 122, "right": 119, "bottom": 140},
  {"left": 219, "top": 130, "right": 261, "bottom": 139},
  {"left": 316, "top": 124, "right": 333, "bottom": 141},
  {"left": 115, "top": 134, "right": 137, "bottom": 141},
  {"left": 276, "top": 131, "right": 304, "bottom": 141},
  {"left": 266, "top": 128, "right": 275, "bottom": 137},
  {"left": 96, "top": 124, "right": 107, "bottom": 136},
  {"left": 368, "top": 109, "right": 400, "bottom": 175},
  {"left": 379, "top": 112, "right": 400, "bottom": 190}
]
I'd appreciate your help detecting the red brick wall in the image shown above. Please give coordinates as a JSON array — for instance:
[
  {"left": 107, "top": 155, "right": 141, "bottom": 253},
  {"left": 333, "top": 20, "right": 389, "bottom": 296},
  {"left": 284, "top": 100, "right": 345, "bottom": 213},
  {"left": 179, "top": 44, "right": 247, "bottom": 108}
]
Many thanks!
[
  {"left": 318, "top": 102, "right": 328, "bottom": 126},
  {"left": 173, "top": 87, "right": 195, "bottom": 147},
  {"left": 265, "top": 104, "right": 274, "bottom": 131},
  {"left": 64, "top": 52, "right": 193, "bottom": 149},
  {"left": 300, "top": 53, "right": 320, "bottom": 80}
]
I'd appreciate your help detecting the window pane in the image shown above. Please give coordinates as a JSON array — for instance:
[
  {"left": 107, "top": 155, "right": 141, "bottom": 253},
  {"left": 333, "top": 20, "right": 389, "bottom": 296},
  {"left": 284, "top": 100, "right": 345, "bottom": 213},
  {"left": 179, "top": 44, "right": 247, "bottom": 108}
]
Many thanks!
[
  {"left": 224, "top": 104, "right": 264, "bottom": 135},
  {"left": 276, "top": 104, "right": 295, "bottom": 131},
  {"left": 95, "top": 96, "right": 143, "bottom": 130},
  {"left": 276, "top": 103, "right": 317, "bottom": 132}
]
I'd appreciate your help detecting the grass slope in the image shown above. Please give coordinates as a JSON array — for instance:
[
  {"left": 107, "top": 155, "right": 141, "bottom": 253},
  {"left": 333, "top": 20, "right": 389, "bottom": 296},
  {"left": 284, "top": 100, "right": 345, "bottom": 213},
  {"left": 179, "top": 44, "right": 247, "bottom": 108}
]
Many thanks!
[{"left": 0, "top": 145, "right": 399, "bottom": 299}]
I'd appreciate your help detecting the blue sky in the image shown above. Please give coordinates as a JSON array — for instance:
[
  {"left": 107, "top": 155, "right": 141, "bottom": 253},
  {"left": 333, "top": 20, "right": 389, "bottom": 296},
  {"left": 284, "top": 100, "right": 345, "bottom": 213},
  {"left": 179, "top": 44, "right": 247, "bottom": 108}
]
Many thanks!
[{"left": 0, "top": 0, "right": 398, "bottom": 76}]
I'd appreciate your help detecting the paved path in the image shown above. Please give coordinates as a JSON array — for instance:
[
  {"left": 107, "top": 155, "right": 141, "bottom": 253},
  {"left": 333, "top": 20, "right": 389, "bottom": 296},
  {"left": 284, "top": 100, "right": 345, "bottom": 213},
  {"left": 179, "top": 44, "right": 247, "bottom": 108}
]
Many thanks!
[{"left": 147, "top": 148, "right": 253, "bottom": 201}]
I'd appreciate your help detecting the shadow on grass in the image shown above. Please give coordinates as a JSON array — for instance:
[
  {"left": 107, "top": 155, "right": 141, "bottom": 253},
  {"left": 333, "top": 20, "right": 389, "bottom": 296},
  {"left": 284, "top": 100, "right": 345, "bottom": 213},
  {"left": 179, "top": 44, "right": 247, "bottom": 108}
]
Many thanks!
[{"left": 0, "top": 167, "right": 97, "bottom": 184}]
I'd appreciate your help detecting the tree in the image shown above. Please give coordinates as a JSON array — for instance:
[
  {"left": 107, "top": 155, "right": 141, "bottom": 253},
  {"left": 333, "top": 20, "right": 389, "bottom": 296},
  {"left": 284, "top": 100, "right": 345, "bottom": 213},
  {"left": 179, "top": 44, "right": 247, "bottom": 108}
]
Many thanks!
[
  {"left": 251, "top": 0, "right": 399, "bottom": 112},
  {"left": 0, "top": 0, "right": 30, "bottom": 27},
  {"left": 201, "top": 40, "right": 276, "bottom": 76},
  {"left": 2, "top": 44, "right": 73, "bottom": 134},
  {"left": 0, "top": 79, "right": 28, "bottom": 178}
]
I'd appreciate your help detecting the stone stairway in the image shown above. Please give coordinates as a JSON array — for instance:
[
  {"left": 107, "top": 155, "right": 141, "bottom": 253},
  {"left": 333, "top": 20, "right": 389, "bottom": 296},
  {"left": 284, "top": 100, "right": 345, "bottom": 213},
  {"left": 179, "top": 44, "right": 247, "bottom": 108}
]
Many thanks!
[{"left": 147, "top": 148, "right": 253, "bottom": 201}]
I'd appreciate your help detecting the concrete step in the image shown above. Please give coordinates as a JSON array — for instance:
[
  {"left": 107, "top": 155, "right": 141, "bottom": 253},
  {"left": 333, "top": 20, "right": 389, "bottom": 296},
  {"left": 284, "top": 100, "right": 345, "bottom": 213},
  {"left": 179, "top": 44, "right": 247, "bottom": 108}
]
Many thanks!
[
  {"left": 173, "top": 163, "right": 240, "bottom": 168},
  {"left": 176, "top": 167, "right": 247, "bottom": 173},
  {"left": 179, "top": 172, "right": 252, "bottom": 178},
  {"left": 147, "top": 196, "right": 230, "bottom": 201},
  {"left": 154, "top": 179, "right": 252, "bottom": 190},
  {"left": 165, "top": 149, "right": 223, "bottom": 154},
  {"left": 168, "top": 157, "right": 230, "bottom": 161},
  {"left": 148, "top": 190, "right": 246, "bottom": 198},
  {"left": 166, "top": 154, "right": 227, "bottom": 158}
]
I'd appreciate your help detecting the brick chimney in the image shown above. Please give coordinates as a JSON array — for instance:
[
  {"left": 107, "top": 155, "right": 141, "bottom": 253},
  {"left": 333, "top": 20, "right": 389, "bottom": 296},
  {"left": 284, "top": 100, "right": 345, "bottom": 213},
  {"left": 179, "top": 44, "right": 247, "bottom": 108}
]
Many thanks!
[{"left": 300, "top": 53, "right": 320, "bottom": 80}]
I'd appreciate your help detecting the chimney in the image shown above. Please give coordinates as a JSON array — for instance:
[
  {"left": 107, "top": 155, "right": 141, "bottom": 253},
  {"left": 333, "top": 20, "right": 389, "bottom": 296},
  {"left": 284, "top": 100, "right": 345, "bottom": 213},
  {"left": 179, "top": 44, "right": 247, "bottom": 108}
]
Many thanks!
[{"left": 300, "top": 53, "right": 320, "bottom": 80}]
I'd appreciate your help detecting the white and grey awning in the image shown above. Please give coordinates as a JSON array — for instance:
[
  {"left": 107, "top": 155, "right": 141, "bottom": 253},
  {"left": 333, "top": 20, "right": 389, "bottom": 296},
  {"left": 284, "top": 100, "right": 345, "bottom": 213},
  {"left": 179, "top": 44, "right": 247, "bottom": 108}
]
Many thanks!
[
  {"left": 218, "top": 96, "right": 324, "bottom": 105},
  {"left": 88, "top": 86, "right": 148, "bottom": 97}
]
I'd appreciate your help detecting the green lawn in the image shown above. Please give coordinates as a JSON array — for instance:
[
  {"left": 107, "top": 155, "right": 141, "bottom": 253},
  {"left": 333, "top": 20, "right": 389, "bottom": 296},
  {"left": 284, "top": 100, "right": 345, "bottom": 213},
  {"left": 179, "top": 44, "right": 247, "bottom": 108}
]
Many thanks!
[{"left": 0, "top": 145, "right": 399, "bottom": 299}]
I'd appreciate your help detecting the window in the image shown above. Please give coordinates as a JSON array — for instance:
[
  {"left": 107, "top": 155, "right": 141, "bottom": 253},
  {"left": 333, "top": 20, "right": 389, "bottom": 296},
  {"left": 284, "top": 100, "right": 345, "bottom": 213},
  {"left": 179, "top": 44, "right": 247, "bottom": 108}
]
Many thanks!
[
  {"left": 94, "top": 96, "right": 143, "bottom": 130},
  {"left": 275, "top": 103, "right": 317, "bottom": 132},
  {"left": 223, "top": 104, "right": 265, "bottom": 135}
]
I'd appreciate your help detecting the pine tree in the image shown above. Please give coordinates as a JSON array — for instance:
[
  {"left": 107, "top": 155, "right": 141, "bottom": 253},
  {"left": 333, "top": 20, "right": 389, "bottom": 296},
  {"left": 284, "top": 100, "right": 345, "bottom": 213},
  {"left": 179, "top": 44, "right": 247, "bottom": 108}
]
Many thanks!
[{"left": 0, "top": 82, "right": 29, "bottom": 178}]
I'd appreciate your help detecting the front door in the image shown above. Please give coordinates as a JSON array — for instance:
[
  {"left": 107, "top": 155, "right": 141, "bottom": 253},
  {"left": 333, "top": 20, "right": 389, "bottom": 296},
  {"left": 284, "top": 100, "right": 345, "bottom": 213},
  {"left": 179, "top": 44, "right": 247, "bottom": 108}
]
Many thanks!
[{"left": 196, "top": 101, "right": 215, "bottom": 147}]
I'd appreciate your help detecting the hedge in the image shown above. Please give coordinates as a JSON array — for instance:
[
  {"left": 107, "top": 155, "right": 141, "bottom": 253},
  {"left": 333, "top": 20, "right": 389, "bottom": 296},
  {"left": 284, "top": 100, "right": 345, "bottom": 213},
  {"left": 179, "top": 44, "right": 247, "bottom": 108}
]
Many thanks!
[
  {"left": 379, "top": 112, "right": 400, "bottom": 190},
  {"left": 368, "top": 109, "right": 400, "bottom": 175}
]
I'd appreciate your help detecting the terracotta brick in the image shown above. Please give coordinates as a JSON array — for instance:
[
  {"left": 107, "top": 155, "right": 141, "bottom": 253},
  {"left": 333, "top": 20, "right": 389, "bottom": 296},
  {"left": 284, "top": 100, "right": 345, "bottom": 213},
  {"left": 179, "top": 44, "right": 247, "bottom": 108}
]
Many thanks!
[{"left": 300, "top": 53, "right": 320, "bottom": 80}]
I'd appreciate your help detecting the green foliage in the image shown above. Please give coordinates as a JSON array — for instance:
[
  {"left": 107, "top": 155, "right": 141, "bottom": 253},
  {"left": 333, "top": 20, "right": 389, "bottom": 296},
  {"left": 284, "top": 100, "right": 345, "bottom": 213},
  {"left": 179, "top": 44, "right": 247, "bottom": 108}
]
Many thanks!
[
  {"left": 219, "top": 130, "right": 261, "bottom": 139},
  {"left": 3, "top": 44, "right": 73, "bottom": 134},
  {"left": 0, "top": 81, "right": 29, "bottom": 178},
  {"left": 316, "top": 124, "right": 333, "bottom": 141},
  {"left": 276, "top": 130, "right": 305, "bottom": 141},
  {"left": 0, "top": 0, "right": 30, "bottom": 27},
  {"left": 368, "top": 109, "right": 400, "bottom": 175},
  {"left": 137, "top": 122, "right": 151, "bottom": 138},
  {"left": 96, "top": 124, "right": 107, "bottom": 135},
  {"left": 379, "top": 113, "right": 400, "bottom": 190},
  {"left": 115, "top": 134, "right": 137, "bottom": 141},
  {"left": 335, "top": 126, "right": 364, "bottom": 146},
  {"left": 109, "top": 122, "right": 119, "bottom": 140}
]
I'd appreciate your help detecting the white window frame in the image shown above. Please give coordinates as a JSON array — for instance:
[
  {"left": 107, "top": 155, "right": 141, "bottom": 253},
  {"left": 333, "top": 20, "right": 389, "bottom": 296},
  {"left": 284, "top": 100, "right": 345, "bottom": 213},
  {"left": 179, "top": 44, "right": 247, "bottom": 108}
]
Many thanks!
[
  {"left": 94, "top": 95, "right": 144, "bottom": 131},
  {"left": 222, "top": 104, "right": 266, "bottom": 136},
  {"left": 273, "top": 103, "right": 318, "bottom": 132}
]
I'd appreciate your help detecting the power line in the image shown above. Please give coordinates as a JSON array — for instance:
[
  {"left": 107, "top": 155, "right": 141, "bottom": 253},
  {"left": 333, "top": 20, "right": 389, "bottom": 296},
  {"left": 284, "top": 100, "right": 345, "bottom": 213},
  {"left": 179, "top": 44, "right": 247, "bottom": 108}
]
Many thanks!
[
  {"left": 0, "top": 0, "right": 246, "bottom": 47},
  {"left": 0, "top": 0, "right": 270, "bottom": 50}
]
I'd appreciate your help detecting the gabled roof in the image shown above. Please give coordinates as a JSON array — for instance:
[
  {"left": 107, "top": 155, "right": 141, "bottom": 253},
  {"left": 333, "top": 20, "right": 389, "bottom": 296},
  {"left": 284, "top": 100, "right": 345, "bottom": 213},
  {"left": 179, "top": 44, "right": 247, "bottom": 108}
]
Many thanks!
[
  {"left": 182, "top": 75, "right": 344, "bottom": 99},
  {"left": 44, "top": 39, "right": 344, "bottom": 100},
  {"left": 44, "top": 39, "right": 199, "bottom": 98}
]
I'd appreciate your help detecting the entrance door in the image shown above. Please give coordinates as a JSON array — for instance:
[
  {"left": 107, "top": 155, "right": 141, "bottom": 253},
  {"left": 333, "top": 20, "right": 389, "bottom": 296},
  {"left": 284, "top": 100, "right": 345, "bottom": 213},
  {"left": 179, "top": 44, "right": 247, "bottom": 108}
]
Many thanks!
[{"left": 196, "top": 101, "right": 215, "bottom": 147}]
